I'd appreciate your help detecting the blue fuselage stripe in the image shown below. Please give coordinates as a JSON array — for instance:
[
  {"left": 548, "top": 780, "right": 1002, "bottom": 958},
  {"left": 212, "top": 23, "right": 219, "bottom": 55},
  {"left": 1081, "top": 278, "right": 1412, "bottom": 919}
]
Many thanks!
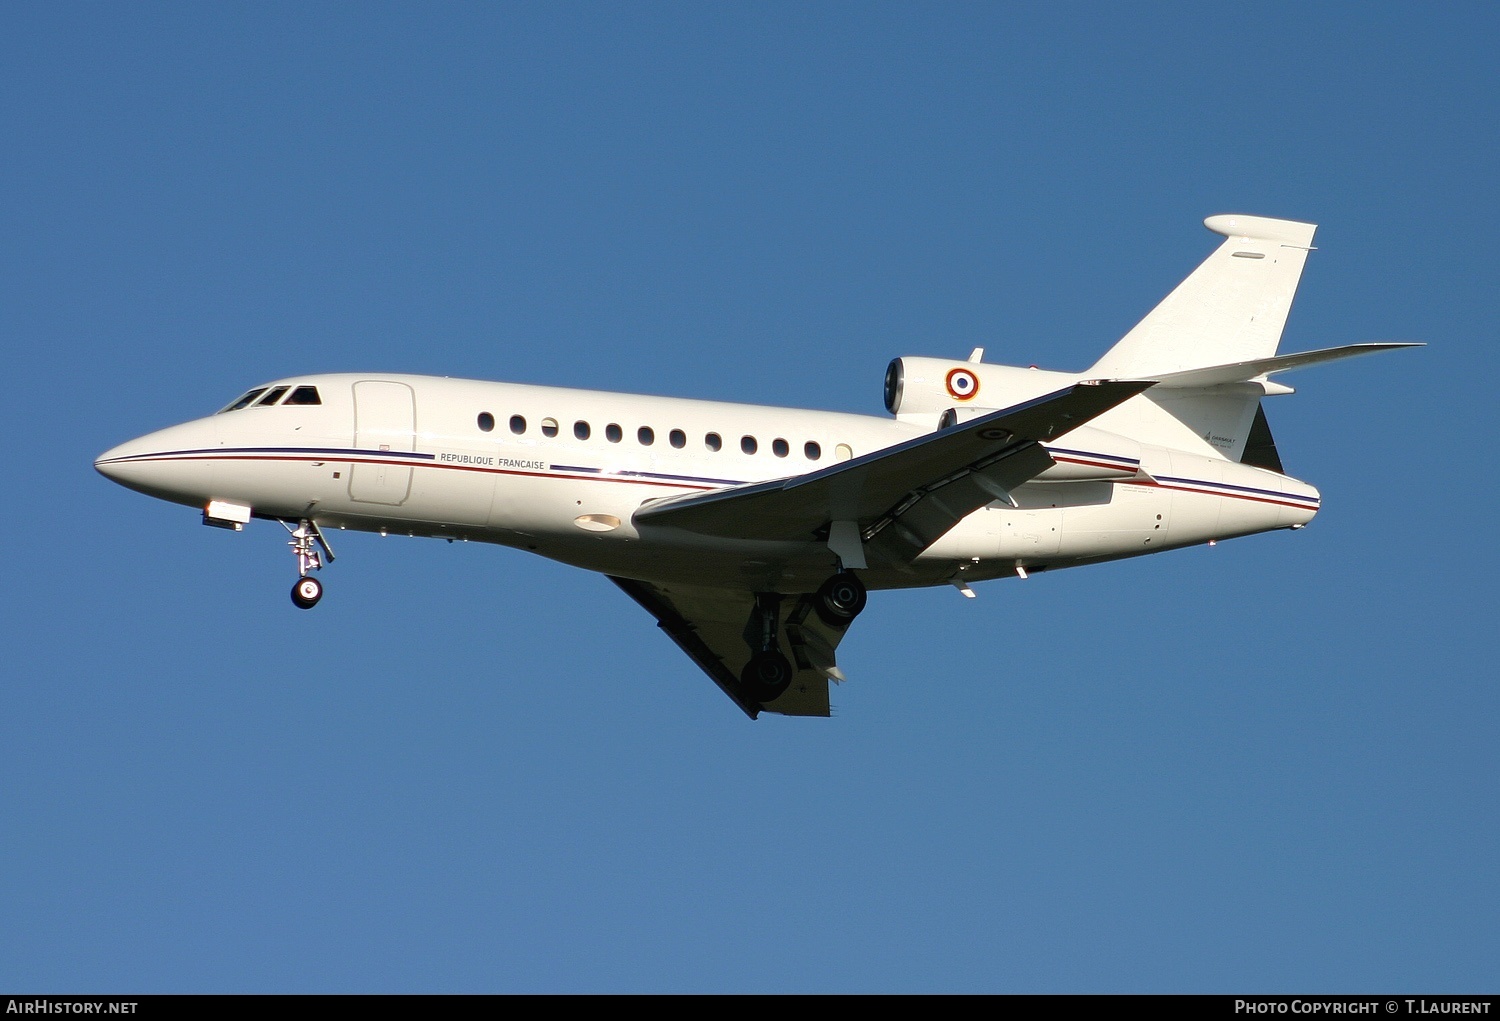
[{"left": 96, "top": 446, "right": 1317, "bottom": 506}]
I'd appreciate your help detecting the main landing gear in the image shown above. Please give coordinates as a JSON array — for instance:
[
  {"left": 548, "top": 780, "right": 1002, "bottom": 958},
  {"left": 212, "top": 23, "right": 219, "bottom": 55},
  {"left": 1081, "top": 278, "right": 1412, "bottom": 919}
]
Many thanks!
[
  {"left": 282, "top": 518, "right": 335, "bottom": 610},
  {"left": 740, "top": 592, "right": 792, "bottom": 704},
  {"left": 738, "top": 571, "right": 867, "bottom": 705},
  {"left": 814, "top": 570, "right": 867, "bottom": 628}
]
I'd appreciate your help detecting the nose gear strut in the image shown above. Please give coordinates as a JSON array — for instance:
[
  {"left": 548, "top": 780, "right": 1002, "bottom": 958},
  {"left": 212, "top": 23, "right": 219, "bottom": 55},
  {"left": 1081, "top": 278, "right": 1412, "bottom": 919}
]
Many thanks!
[{"left": 281, "top": 518, "right": 335, "bottom": 609}]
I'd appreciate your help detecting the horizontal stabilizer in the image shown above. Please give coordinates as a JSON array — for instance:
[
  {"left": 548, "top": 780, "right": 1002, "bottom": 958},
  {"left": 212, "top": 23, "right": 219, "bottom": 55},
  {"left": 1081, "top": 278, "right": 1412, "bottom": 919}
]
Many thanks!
[{"left": 1150, "top": 343, "right": 1424, "bottom": 389}]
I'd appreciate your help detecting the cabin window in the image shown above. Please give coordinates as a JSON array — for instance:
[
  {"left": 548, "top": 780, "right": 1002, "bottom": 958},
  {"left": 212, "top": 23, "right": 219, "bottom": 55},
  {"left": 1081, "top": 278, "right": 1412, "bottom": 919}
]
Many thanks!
[
  {"left": 510, "top": 415, "right": 526, "bottom": 435},
  {"left": 541, "top": 418, "right": 559, "bottom": 437},
  {"left": 574, "top": 421, "right": 591, "bottom": 441},
  {"left": 285, "top": 386, "right": 322, "bottom": 406},
  {"left": 705, "top": 432, "right": 722, "bottom": 452},
  {"left": 669, "top": 429, "right": 686, "bottom": 449},
  {"left": 741, "top": 435, "right": 757, "bottom": 455},
  {"left": 256, "top": 386, "right": 290, "bottom": 406},
  {"left": 477, "top": 413, "right": 495, "bottom": 432},
  {"left": 836, "top": 443, "right": 853, "bottom": 461},
  {"left": 605, "top": 423, "right": 623, "bottom": 443},
  {"left": 638, "top": 426, "right": 655, "bottom": 446},
  {"left": 772, "top": 438, "right": 789, "bottom": 458},
  {"left": 804, "top": 441, "right": 821, "bottom": 460},
  {"left": 223, "top": 388, "right": 268, "bottom": 412}
]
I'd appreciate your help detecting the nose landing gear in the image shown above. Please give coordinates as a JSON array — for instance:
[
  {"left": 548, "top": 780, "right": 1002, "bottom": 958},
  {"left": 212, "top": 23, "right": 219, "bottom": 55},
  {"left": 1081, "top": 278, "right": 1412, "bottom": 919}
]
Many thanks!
[
  {"left": 292, "top": 575, "right": 323, "bottom": 609},
  {"left": 282, "top": 518, "right": 335, "bottom": 610}
]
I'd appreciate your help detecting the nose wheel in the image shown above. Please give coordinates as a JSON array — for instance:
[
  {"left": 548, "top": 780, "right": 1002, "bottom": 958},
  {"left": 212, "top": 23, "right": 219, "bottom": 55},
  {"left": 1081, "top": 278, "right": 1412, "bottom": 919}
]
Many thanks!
[
  {"left": 281, "top": 518, "right": 335, "bottom": 610},
  {"left": 291, "top": 576, "right": 323, "bottom": 609}
]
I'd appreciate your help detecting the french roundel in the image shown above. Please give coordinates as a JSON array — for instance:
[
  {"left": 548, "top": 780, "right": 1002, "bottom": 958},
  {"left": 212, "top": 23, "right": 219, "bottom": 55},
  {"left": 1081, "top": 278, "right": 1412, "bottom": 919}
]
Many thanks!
[{"left": 945, "top": 368, "right": 980, "bottom": 401}]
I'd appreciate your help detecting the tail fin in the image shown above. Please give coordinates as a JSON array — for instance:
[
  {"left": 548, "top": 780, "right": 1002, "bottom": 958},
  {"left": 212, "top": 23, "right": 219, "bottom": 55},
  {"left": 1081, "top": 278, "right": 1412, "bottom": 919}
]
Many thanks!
[
  {"left": 1089, "top": 214, "right": 1317, "bottom": 379},
  {"left": 1085, "top": 214, "right": 1315, "bottom": 466},
  {"left": 1084, "top": 215, "right": 1421, "bottom": 468}
]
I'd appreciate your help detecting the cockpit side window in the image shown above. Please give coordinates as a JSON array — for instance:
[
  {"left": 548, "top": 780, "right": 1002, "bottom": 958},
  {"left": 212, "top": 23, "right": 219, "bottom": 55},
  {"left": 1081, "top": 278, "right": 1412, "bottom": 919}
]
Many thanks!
[
  {"left": 222, "top": 388, "right": 268, "bottom": 412},
  {"left": 285, "top": 386, "right": 322, "bottom": 405},
  {"left": 256, "top": 386, "right": 290, "bottom": 406}
]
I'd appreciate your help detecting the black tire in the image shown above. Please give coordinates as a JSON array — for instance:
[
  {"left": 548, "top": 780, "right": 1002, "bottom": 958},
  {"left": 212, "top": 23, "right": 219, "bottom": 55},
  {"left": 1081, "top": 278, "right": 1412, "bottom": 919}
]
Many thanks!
[
  {"left": 815, "top": 571, "right": 867, "bottom": 628},
  {"left": 291, "top": 576, "right": 323, "bottom": 610},
  {"left": 740, "top": 650, "right": 793, "bottom": 704}
]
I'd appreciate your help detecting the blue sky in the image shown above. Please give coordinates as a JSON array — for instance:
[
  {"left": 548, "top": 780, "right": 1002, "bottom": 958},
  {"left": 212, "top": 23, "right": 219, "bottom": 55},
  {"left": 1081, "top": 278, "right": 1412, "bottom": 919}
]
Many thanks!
[{"left": 3, "top": 2, "right": 1495, "bottom": 993}]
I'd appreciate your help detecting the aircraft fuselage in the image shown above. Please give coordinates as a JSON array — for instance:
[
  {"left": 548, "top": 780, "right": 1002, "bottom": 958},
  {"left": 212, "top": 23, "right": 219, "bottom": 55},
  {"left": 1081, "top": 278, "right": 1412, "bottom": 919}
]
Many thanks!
[
  {"left": 96, "top": 371, "right": 1318, "bottom": 594},
  {"left": 92, "top": 214, "right": 1416, "bottom": 717}
]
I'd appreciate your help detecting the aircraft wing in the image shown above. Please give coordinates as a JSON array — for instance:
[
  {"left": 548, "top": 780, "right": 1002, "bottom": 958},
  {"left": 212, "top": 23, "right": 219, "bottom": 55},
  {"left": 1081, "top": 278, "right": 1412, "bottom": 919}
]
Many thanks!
[
  {"left": 633, "top": 380, "right": 1153, "bottom": 566},
  {"left": 610, "top": 576, "right": 850, "bottom": 719}
]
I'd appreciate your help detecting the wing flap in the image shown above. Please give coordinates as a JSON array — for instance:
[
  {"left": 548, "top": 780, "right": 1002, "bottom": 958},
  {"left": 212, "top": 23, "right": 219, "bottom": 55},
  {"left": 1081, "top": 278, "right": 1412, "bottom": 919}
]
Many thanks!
[{"left": 864, "top": 441, "right": 1057, "bottom": 565}]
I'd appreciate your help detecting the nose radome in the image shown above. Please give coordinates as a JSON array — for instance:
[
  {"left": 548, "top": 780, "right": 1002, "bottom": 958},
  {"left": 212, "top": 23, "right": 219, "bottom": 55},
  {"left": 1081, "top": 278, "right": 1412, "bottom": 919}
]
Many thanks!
[
  {"left": 94, "top": 419, "right": 219, "bottom": 506},
  {"left": 95, "top": 440, "right": 142, "bottom": 483}
]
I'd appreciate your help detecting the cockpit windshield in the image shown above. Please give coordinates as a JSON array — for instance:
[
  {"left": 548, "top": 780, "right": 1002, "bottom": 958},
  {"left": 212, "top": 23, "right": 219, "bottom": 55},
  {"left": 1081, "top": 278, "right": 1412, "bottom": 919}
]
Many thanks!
[
  {"left": 221, "top": 388, "right": 268, "bottom": 412},
  {"left": 218, "top": 385, "right": 321, "bottom": 413}
]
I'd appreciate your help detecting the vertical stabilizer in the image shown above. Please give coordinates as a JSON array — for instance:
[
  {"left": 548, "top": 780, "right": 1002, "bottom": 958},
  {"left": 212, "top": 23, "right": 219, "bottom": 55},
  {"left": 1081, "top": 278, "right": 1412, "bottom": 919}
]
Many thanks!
[{"left": 1089, "top": 214, "right": 1317, "bottom": 379}]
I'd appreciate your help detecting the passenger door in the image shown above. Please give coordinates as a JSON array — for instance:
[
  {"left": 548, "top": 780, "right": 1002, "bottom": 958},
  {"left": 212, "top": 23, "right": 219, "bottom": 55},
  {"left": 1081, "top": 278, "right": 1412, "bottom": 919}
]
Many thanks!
[{"left": 349, "top": 380, "right": 415, "bottom": 505}]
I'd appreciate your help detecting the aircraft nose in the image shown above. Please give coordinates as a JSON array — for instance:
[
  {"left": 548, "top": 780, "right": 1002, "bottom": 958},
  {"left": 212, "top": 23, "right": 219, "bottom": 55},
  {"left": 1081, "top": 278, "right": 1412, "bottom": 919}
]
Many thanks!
[
  {"left": 95, "top": 420, "right": 219, "bottom": 506},
  {"left": 94, "top": 440, "right": 139, "bottom": 483}
]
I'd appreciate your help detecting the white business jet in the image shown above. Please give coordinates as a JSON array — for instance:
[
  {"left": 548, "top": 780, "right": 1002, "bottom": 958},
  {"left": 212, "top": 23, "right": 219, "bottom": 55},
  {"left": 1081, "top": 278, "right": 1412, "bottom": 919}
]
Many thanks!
[{"left": 96, "top": 215, "right": 1417, "bottom": 718}]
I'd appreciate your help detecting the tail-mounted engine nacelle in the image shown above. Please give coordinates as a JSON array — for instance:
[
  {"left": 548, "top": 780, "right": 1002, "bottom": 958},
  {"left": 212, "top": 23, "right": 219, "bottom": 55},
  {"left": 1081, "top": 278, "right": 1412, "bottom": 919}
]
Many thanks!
[
  {"left": 886, "top": 356, "right": 1146, "bottom": 482},
  {"left": 884, "top": 356, "right": 1078, "bottom": 419}
]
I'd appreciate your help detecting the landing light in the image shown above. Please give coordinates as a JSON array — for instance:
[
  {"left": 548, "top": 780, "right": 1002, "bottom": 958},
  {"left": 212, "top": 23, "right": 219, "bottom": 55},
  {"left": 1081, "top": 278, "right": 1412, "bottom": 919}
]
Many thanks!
[
  {"left": 575, "top": 513, "right": 621, "bottom": 532},
  {"left": 203, "top": 500, "right": 252, "bottom": 531}
]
